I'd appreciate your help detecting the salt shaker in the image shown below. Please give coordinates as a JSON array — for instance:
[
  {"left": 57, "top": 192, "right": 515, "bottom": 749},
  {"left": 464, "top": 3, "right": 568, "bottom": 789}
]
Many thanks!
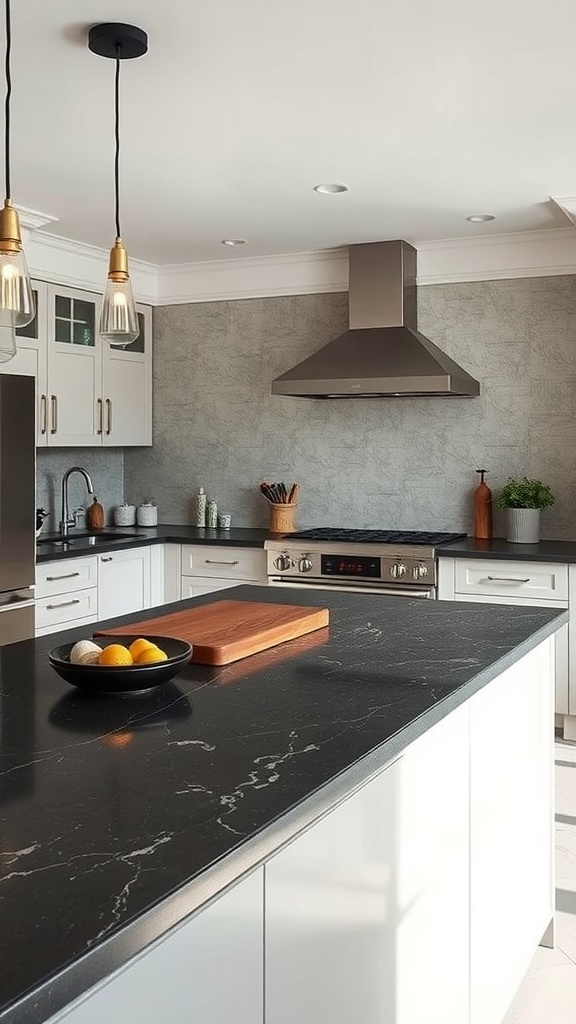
[
  {"left": 206, "top": 498, "right": 218, "bottom": 528},
  {"left": 195, "top": 486, "right": 207, "bottom": 527}
]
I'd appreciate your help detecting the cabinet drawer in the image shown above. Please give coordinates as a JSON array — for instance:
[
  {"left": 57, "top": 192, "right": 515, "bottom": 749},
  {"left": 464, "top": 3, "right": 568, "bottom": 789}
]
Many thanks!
[
  {"left": 180, "top": 577, "right": 246, "bottom": 600},
  {"left": 181, "top": 545, "right": 265, "bottom": 581},
  {"left": 454, "top": 559, "right": 568, "bottom": 602},
  {"left": 36, "top": 587, "right": 98, "bottom": 630},
  {"left": 36, "top": 613, "right": 97, "bottom": 638},
  {"left": 36, "top": 556, "right": 98, "bottom": 598}
]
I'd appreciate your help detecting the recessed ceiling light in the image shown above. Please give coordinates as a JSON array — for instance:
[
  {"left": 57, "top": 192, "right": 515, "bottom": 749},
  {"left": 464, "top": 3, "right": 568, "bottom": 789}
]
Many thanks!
[
  {"left": 313, "top": 183, "right": 349, "bottom": 194},
  {"left": 466, "top": 214, "right": 496, "bottom": 223},
  {"left": 221, "top": 238, "right": 246, "bottom": 246}
]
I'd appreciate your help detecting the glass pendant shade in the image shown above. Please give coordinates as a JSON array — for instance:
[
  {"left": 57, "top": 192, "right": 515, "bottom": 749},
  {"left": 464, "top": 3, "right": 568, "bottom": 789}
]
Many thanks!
[
  {"left": 0, "top": 325, "right": 16, "bottom": 361},
  {"left": 0, "top": 204, "right": 35, "bottom": 328},
  {"left": 99, "top": 274, "right": 139, "bottom": 348}
]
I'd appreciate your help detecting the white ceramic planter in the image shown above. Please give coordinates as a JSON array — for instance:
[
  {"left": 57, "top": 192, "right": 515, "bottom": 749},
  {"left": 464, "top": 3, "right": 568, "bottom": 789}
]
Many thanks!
[{"left": 506, "top": 508, "right": 541, "bottom": 544}]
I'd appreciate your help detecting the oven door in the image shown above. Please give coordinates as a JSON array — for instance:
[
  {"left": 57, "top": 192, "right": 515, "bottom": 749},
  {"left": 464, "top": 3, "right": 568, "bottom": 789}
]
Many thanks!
[{"left": 267, "top": 577, "right": 436, "bottom": 598}]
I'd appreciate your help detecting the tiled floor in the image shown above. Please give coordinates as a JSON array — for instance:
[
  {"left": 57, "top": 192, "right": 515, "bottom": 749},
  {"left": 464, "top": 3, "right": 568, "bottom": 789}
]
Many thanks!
[{"left": 503, "top": 738, "right": 576, "bottom": 1022}]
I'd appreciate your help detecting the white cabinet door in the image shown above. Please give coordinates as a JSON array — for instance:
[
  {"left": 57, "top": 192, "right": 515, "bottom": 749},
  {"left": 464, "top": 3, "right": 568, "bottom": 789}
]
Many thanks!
[
  {"left": 266, "top": 705, "right": 470, "bottom": 1024},
  {"left": 469, "top": 639, "right": 554, "bottom": 1024},
  {"left": 47, "top": 286, "right": 102, "bottom": 447},
  {"left": 48, "top": 869, "right": 264, "bottom": 1024},
  {"left": 180, "top": 576, "right": 244, "bottom": 599},
  {"left": 0, "top": 281, "right": 49, "bottom": 445},
  {"left": 101, "top": 305, "right": 152, "bottom": 446},
  {"left": 97, "top": 546, "right": 151, "bottom": 621}
]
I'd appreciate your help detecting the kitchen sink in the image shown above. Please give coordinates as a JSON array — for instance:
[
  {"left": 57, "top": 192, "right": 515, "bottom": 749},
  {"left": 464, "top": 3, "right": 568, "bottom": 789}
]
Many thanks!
[{"left": 37, "top": 532, "right": 137, "bottom": 547}]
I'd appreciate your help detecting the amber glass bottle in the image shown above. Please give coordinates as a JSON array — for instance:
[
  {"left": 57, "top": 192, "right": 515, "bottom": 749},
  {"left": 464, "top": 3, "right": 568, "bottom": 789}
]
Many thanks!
[{"left": 474, "top": 469, "right": 493, "bottom": 540}]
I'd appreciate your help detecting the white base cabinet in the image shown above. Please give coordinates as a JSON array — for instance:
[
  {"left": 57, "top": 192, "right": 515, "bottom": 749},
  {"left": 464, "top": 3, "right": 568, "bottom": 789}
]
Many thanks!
[
  {"left": 438, "top": 556, "right": 570, "bottom": 718},
  {"left": 180, "top": 544, "right": 267, "bottom": 600},
  {"left": 97, "top": 547, "right": 151, "bottom": 621},
  {"left": 48, "top": 870, "right": 264, "bottom": 1024},
  {"left": 46, "top": 638, "right": 555, "bottom": 1024},
  {"left": 36, "top": 546, "right": 157, "bottom": 636}
]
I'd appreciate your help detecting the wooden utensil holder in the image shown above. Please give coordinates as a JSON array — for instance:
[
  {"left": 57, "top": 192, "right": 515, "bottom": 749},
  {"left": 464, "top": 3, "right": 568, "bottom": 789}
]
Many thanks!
[{"left": 269, "top": 502, "right": 297, "bottom": 533}]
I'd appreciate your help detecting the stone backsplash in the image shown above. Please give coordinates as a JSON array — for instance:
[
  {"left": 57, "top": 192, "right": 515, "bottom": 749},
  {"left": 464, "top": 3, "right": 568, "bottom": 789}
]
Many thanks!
[{"left": 117, "top": 274, "right": 576, "bottom": 538}]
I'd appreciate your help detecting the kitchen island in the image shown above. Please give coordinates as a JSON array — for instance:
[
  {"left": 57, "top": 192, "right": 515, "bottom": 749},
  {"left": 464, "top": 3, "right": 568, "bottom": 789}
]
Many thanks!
[{"left": 0, "top": 587, "right": 567, "bottom": 1024}]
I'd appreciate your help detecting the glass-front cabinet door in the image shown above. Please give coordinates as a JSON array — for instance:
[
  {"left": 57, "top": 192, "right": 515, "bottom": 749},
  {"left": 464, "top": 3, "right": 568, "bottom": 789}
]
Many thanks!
[
  {"left": 47, "top": 285, "right": 102, "bottom": 447},
  {"left": 102, "top": 303, "right": 152, "bottom": 446}
]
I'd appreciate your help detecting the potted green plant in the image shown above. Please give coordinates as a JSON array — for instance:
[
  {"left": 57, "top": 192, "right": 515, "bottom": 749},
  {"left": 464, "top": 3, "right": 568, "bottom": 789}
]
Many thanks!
[{"left": 495, "top": 477, "right": 554, "bottom": 543}]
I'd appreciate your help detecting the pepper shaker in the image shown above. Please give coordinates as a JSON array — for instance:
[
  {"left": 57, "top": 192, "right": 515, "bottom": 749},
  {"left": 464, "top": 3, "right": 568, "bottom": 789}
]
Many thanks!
[{"left": 206, "top": 498, "right": 218, "bottom": 528}]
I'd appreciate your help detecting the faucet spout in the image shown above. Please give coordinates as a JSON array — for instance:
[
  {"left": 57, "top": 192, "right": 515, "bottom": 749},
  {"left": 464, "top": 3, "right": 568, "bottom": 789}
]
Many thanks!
[{"left": 60, "top": 467, "right": 95, "bottom": 536}]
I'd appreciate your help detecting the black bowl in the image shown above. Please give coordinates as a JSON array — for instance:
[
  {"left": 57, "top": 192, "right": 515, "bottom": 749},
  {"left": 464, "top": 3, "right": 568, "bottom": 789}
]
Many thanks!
[{"left": 48, "top": 635, "right": 194, "bottom": 695}]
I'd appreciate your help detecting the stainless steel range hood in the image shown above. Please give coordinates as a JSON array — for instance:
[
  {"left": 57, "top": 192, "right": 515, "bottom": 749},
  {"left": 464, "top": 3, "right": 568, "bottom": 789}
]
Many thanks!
[{"left": 271, "top": 240, "right": 480, "bottom": 398}]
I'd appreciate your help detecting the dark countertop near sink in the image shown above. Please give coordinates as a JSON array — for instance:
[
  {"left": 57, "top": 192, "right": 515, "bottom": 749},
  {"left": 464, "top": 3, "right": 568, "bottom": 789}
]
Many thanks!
[
  {"left": 438, "top": 536, "right": 576, "bottom": 563},
  {"left": 36, "top": 524, "right": 274, "bottom": 562},
  {"left": 37, "top": 527, "right": 576, "bottom": 566},
  {"left": 0, "top": 586, "right": 566, "bottom": 1024}
]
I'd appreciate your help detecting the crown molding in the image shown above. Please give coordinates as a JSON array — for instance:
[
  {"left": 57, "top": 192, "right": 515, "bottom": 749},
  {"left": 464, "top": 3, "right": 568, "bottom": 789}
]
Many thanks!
[
  {"left": 25, "top": 229, "right": 159, "bottom": 305},
  {"left": 18, "top": 222, "right": 576, "bottom": 307}
]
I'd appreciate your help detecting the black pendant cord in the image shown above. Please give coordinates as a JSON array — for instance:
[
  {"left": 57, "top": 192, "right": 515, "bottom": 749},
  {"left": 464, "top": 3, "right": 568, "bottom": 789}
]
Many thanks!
[
  {"left": 114, "top": 46, "right": 121, "bottom": 239},
  {"left": 4, "top": 0, "right": 11, "bottom": 202}
]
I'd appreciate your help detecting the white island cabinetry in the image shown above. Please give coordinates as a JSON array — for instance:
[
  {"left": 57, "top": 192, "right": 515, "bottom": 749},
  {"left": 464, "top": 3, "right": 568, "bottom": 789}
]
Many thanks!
[
  {"left": 46, "top": 638, "right": 555, "bottom": 1024},
  {"left": 438, "top": 557, "right": 570, "bottom": 718}
]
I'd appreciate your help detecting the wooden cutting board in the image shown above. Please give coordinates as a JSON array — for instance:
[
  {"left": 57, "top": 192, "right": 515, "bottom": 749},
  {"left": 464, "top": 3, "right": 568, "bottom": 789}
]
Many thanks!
[{"left": 95, "top": 599, "right": 330, "bottom": 666}]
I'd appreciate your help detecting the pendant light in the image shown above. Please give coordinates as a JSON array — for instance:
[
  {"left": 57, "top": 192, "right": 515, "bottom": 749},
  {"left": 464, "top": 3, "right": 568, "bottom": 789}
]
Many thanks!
[
  {"left": 0, "top": 326, "right": 16, "bottom": 361},
  {"left": 0, "top": 0, "right": 34, "bottom": 329},
  {"left": 88, "top": 23, "right": 147, "bottom": 349}
]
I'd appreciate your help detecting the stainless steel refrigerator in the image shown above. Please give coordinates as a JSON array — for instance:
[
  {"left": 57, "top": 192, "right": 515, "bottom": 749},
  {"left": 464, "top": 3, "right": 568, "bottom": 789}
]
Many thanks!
[{"left": 0, "top": 375, "right": 35, "bottom": 645}]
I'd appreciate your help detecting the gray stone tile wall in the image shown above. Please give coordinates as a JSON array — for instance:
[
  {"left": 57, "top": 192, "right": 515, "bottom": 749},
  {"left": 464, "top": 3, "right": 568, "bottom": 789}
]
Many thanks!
[
  {"left": 36, "top": 449, "right": 124, "bottom": 530},
  {"left": 123, "top": 276, "right": 576, "bottom": 539}
]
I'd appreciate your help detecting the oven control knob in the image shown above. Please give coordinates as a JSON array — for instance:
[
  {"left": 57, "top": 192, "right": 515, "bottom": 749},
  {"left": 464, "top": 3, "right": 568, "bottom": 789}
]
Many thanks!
[
  {"left": 390, "top": 562, "right": 407, "bottom": 579},
  {"left": 413, "top": 564, "right": 428, "bottom": 580},
  {"left": 274, "top": 554, "right": 292, "bottom": 571},
  {"left": 298, "top": 556, "right": 313, "bottom": 573}
]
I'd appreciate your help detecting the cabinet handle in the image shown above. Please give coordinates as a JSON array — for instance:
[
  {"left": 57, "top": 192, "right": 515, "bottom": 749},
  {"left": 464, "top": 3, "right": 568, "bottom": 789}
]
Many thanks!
[
  {"left": 50, "top": 395, "right": 58, "bottom": 434},
  {"left": 97, "top": 398, "right": 103, "bottom": 435},
  {"left": 46, "top": 599, "right": 81, "bottom": 610},
  {"left": 486, "top": 576, "right": 531, "bottom": 584},
  {"left": 45, "top": 572, "right": 81, "bottom": 582},
  {"left": 204, "top": 559, "right": 240, "bottom": 566},
  {"left": 106, "top": 398, "right": 112, "bottom": 435},
  {"left": 40, "top": 394, "right": 47, "bottom": 435},
  {"left": 100, "top": 556, "right": 113, "bottom": 562}
]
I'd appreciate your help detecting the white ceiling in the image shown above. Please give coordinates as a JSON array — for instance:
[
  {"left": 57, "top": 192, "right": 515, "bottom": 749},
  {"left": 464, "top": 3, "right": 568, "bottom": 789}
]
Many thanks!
[{"left": 12, "top": 0, "right": 576, "bottom": 264}]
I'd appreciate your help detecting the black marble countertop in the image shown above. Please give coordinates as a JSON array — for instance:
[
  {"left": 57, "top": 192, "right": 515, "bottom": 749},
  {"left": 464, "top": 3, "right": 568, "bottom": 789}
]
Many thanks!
[
  {"left": 438, "top": 536, "right": 576, "bottom": 563},
  {"left": 0, "top": 587, "right": 567, "bottom": 1024},
  {"left": 36, "top": 524, "right": 273, "bottom": 563}
]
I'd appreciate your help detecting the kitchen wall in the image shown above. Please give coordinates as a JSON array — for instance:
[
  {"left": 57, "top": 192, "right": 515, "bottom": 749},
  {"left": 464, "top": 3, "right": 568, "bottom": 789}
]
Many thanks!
[
  {"left": 36, "top": 449, "right": 123, "bottom": 529},
  {"left": 123, "top": 274, "right": 576, "bottom": 539}
]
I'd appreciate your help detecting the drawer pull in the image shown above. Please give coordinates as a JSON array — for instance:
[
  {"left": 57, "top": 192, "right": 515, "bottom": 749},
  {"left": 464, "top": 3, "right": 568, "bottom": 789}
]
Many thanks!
[
  {"left": 204, "top": 559, "right": 240, "bottom": 566},
  {"left": 100, "top": 556, "right": 113, "bottom": 562},
  {"left": 45, "top": 572, "right": 81, "bottom": 582},
  {"left": 46, "top": 599, "right": 81, "bottom": 610},
  {"left": 486, "top": 576, "right": 531, "bottom": 584}
]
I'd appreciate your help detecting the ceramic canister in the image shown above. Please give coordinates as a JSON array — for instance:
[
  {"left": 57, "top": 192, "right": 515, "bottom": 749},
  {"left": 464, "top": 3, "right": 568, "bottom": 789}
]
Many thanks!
[
  {"left": 114, "top": 503, "right": 136, "bottom": 526},
  {"left": 137, "top": 502, "right": 158, "bottom": 527}
]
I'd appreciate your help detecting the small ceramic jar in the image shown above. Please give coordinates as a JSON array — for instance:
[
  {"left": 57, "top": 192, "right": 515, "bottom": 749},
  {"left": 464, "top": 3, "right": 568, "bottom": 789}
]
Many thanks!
[
  {"left": 113, "top": 503, "right": 136, "bottom": 527},
  {"left": 136, "top": 503, "right": 156, "bottom": 528},
  {"left": 137, "top": 502, "right": 158, "bottom": 527},
  {"left": 206, "top": 499, "right": 218, "bottom": 528}
]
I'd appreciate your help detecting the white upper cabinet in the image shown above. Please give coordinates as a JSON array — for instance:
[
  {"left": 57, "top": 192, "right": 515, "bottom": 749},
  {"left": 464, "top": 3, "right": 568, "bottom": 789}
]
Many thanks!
[{"left": 0, "top": 280, "right": 152, "bottom": 448}]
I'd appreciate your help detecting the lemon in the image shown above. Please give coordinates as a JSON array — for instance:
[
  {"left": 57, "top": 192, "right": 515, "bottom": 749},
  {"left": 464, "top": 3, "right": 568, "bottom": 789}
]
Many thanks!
[
  {"left": 128, "top": 637, "right": 157, "bottom": 660},
  {"left": 134, "top": 646, "right": 168, "bottom": 665},
  {"left": 98, "top": 644, "right": 133, "bottom": 667}
]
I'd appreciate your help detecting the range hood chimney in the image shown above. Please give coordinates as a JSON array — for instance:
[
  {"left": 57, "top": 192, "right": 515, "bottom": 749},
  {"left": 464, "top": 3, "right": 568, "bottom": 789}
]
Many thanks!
[{"left": 271, "top": 240, "right": 480, "bottom": 398}]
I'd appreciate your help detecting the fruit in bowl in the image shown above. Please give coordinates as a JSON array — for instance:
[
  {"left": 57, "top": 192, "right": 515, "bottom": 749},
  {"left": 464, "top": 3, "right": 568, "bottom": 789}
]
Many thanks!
[{"left": 49, "top": 635, "right": 193, "bottom": 695}]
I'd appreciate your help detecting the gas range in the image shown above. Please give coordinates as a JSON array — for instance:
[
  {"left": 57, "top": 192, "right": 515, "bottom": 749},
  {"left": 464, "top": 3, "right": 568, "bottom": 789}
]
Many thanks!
[{"left": 264, "top": 529, "right": 466, "bottom": 598}]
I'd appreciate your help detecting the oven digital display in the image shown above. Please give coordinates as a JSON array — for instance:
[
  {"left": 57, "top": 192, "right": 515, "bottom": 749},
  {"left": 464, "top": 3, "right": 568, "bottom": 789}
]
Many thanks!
[{"left": 321, "top": 554, "right": 381, "bottom": 578}]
